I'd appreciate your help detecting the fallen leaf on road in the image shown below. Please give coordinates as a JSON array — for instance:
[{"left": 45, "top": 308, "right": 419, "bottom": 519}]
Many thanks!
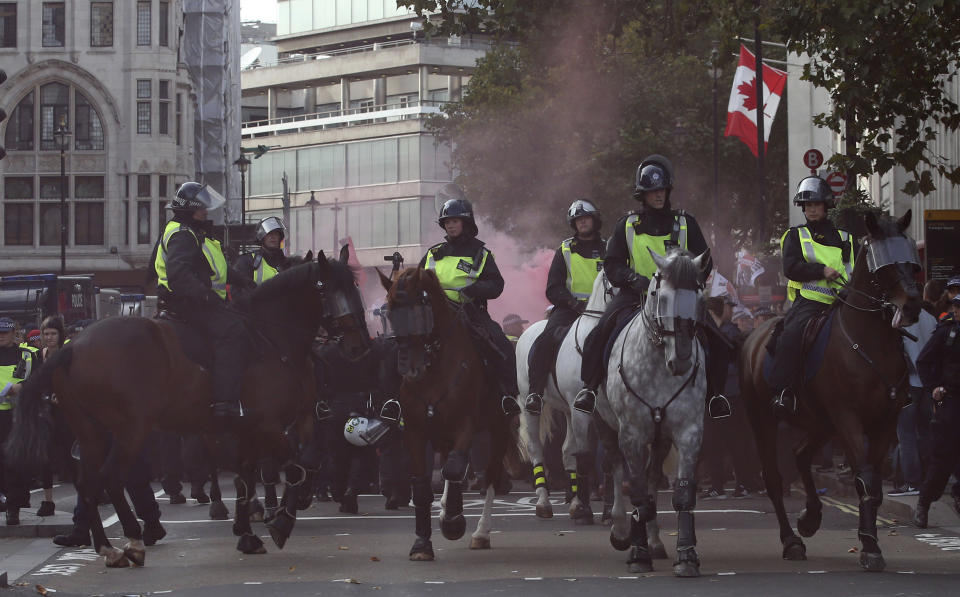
[
  {"left": 347, "top": 579, "right": 361, "bottom": 584},
  {"left": 888, "top": 530, "right": 898, "bottom": 536},
  {"left": 289, "top": 566, "right": 296, "bottom": 572},
  {"left": 556, "top": 532, "right": 565, "bottom": 536},
  {"left": 668, "top": 532, "right": 678, "bottom": 536},
  {"left": 338, "top": 546, "right": 350, "bottom": 550},
  {"left": 370, "top": 556, "right": 380, "bottom": 562},
  {"left": 35, "top": 586, "right": 48, "bottom": 596},
  {"left": 848, "top": 547, "right": 858, "bottom": 553}
]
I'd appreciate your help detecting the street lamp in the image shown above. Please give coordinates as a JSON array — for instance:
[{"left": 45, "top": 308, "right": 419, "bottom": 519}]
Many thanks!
[
  {"left": 53, "top": 115, "right": 72, "bottom": 275},
  {"left": 305, "top": 190, "right": 320, "bottom": 253},
  {"left": 233, "top": 153, "right": 251, "bottom": 231}
]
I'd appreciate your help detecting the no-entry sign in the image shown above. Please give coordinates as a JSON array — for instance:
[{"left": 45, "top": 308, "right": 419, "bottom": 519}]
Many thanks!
[
  {"left": 825, "top": 172, "right": 847, "bottom": 197},
  {"left": 803, "top": 149, "right": 824, "bottom": 171}
]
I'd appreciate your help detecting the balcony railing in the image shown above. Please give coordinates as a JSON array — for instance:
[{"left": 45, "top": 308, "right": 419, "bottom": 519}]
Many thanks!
[
  {"left": 244, "top": 38, "right": 496, "bottom": 70},
  {"left": 240, "top": 99, "right": 449, "bottom": 137}
]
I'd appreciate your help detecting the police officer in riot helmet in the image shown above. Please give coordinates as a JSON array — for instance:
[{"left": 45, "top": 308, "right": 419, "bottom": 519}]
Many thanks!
[
  {"left": 573, "top": 155, "right": 725, "bottom": 417},
  {"left": 151, "top": 182, "right": 255, "bottom": 417},
  {"left": 525, "top": 199, "right": 605, "bottom": 415},
  {"left": 416, "top": 183, "right": 522, "bottom": 416},
  {"left": 235, "top": 217, "right": 292, "bottom": 291},
  {"left": 769, "top": 176, "right": 854, "bottom": 415}
]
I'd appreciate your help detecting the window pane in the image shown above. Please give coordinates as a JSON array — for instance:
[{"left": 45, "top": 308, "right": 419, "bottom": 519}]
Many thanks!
[
  {"left": 3, "top": 176, "right": 33, "bottom": 199},
  {"left": 74, "top": 93, "right": 104, "bottom": 150},
  {"left": 137, "top": 79, "right": 152, "bottom": 98},
  {"left": 3, "top": 91, "right": 33, "bottom": 151},
  {"left": 158, "top": 80, "right": 169, "bottom": 99},
  {"left": 42, "top": 3, "right": 65, "bottom": 47},
  {"left": 158, "top": 175, "right": 167, "bottom": 198},
  {"left": 138, "top": 175, "right": 151, "bottom": 197},
  {"left": 398, "top": 198, "right": 420, "bottom": 245},
  {"left": 39, "top": 203, "right": 63, "bottom": 246},
  {"left": 159, "top": 101, "right": 169, "bottom": 135},
  {"left": 75, "top": 176, "right": 104, "bottom": 198},
  {"left": 175, "top": 93, "right": 182, "bottom": 145},
  {"left": 90, "top": 2, "right": 113, "bottom": 47},
  {"left": 4, "top": 204, "right": 33, "bottom": 246},
  {"left": 137, "top": 102, "right": 151, "bottom": 134},
  {"left": 158, "top": 1, "right": 168, "bottom": 46},
  {"left": 137, "top": 1, "right": 151, "bottom": 46},
  {"left": 0, "top": 3, "right": 16, "bottom": 48},
  {"left": 137, "top": 201, "right": 151, "bottom": 244},
  {"left": 40, "top": 176, "right": 64, "bottom": 199},
  {"left": 75, "top": 202, "right": 104, "bottom": 245},
  {"left": 40, "top": 83, "right": 69, "bottom": 150}
]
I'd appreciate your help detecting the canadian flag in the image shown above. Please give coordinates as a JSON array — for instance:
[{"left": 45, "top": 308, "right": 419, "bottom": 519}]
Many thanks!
[{"left": 725, "top": 44, "right": 787, "bottom": 157}]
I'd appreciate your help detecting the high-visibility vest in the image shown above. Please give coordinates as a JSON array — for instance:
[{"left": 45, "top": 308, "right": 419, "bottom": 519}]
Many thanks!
[
  {"left": 0, "top": 347, "right": 34, "bottom": 411},
  {"left": 423, "top": 245, "right": 491, "bottom": 303},
  {"left": 154, "top": 221, "right": 228, "bottom": 300},
  {"left": 625, "top": 213, "right": 688, "bottom": 278},
  {"left": 252, "top": 251, "right": 280, "bottom": 285},
  {"left": 781, "top": 226, "right": 854, "bottom": 304},
  {"left": 560, "top": 238, "right": 604, "bottom": 302}
]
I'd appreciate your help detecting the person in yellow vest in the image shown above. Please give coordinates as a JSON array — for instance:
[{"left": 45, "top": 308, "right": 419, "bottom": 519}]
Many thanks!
[
  {"left": 0, "top": 316, "right": 39, "bottom": 525},
  {"left": 151, "top": 182, "right": 254, "bottom": 418},
  {"left": 419, "top": 183, "right": 522, "bottom": 416},
  {"left": 769, "top": 176, "right": 854, "bottom": 414},
  {"left": 525, "top": 199, "right": 606, "bottom": 416},
  {"left": 574, "top": 155, "right": 713, "bottom": 414},
  {"left": 235, "top": 217, "right": 292, "bottom": 291},
  {"left": 502, "top": 314, "right": 529, "bottom": 343}
]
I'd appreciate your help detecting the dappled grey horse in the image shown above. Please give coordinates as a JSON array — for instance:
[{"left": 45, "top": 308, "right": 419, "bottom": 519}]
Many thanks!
[{"left": 596, "top": 247, "right": 710, "bottom": 577}]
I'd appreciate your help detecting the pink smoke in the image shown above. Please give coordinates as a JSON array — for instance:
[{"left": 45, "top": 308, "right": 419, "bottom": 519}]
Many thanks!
[{"left": 477, "top": 217, "right": 554, "bottom": 326}]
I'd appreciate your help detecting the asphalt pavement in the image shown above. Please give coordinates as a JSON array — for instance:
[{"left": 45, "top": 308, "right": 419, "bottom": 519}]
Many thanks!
[{"left": 1, "top": 477, "right": 958, "bottom": 596}]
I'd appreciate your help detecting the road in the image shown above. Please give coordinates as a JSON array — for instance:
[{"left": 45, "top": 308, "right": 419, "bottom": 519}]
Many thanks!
[{"left": 2, "top": 479, "right": 958, "bottom": 596}]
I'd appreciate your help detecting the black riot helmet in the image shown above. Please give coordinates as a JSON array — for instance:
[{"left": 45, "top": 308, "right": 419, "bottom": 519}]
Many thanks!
[
  {"left": 793, "top": 176, "right": 836, "bottom": 209},
  {"left": 436, "top": 184, "right": 478, "bottom": 236},
  {"left": 566, "top": 199, "right": 602, "bottom": 232},
  {"left": 170, "top": 182, "right": 226, "bottom": 214},
  {"left": 255, "top": 216, "right": 286, "bottom": 243}
]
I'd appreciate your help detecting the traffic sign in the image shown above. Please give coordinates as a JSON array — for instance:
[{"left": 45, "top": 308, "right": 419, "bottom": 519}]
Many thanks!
[
  {"left": 803, "top": 149, "right": 824, "bottom": 171},
  {"left": 825, "top": 172, "right": 847, "bottom": 197}
]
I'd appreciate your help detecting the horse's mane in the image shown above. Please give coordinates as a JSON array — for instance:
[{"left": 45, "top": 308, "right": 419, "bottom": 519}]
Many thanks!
[
  {"left": 246, "top": 257, "right": 357, "bottom": 307},
  {"left": 660, "top": 249, "right": 701, "bottom": 291}
]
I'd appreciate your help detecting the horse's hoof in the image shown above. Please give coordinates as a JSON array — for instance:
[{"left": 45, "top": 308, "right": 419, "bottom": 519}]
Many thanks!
[
  {"left": 650, "top": 543, "right": 668, "bottom": 559},
  {"left": 409, "top": 537, "right": 435, "bottom": 561},
  {"left": 237, "top": 533, "right": 267, "bottom": 555},
  {"left": 797, "top": 507, "right": 823, "bottom": 538},
  {"left": 571, "top": 503, "right": 595, "bottom": 525},
  {"left": 627, "top": 545, "right": 653, "bottom": 572},
  {"left": 859, "top": 551, "right": 886, "bottom": 572},
  {"left": 440, "top": 514, "right": 466, "bottom": 541},
  {"left": 601, "top": 504, "right": 613, "bottom": 525},
  {"left": 610, "top": 531, "right": 631, "bottom": 552},
  {"left": 470, "top": 536, "right": 491, "bottom": 550},
  {"left": 100, "top": 546, "right": 129, "bottom": 568},
  {"left": 122, "top": 539, "right": 145, "bottom": 567},
  {"left": 673, "top": 561, "right": 700, "bottom": 577},
  {"left": 782, "top": 536, "right": 807, "bottom": 561},
  {"left": 209, "top": 501, "right": 229, "bottom": 521},
  {"left": 536, "top": 504, "right": 554, "bottom": 519},
  {"left": 232, "top": 521, "right": 244, "bottom": 537},
  {"left": 249, "top": 498, "right": 265, "bottom": 523},
  {"left": 266, "top": 510, "right": 295, "bottom": 549}
]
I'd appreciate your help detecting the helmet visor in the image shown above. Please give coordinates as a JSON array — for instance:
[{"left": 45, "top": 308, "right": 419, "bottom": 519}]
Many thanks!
[
  {"left": 194, "top": 185, "right": 226, "bottom": 211},
  {"left": 257, "top": 216, "right": 286, "bottom": 241},
  {"left": 794, "top": 178, "right": 831, "bottom": 204}
]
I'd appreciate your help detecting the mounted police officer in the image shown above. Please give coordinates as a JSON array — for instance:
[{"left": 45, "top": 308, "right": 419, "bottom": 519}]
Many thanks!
[
  {"left": 525, "top": 199, "right": 605, "bottom": 416},
  {"left": 769, "top": 176, "right": 854, "bottom": 415},
  {"left": 419, "top": 183, "right": 522, "bottom": 416},
  {"left": 913, "top": 295, "right": 960, "bottom": 527},
  {"left": 0, "top": 317, "right": 38, "bottom": 525},
  {"left": 573, "top": 155, "right": 715, "bottom": 415},
  {"left": 235, "top": 216, "right": 292, "bottom": 288},
  {"left": 151, "top": 182, "right": 254, "bottom": 418}
]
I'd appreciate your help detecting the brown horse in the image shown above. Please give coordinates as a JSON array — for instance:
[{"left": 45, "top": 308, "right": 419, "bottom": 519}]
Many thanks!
[
  {"left": 740, "top": 211, "right": 921, "bottom": 572},
  {"left": 378, "top": 267, "right": 523, "bottom": 561},
  {"left": 6, "top": 250, "right": 369, "bottom": 567}
]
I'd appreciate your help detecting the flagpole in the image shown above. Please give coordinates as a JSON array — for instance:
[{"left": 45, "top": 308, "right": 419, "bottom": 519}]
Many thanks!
[{"left": 754, "top": 16, "right": 766, "bottom": 243}]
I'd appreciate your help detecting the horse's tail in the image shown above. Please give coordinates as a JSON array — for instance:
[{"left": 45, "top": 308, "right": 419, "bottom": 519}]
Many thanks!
[
  {"left": 502, "top": 416, "right": 530, "bottom": 479},
  {"left": 4, "top": 345, "right": 73, "bottom": 472},
  {"left": 539, "top": 401, "right": 557, "bottom": 443}
]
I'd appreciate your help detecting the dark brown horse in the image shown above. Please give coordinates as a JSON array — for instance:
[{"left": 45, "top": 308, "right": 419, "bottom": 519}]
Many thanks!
[
  {"left": 6, "top": 250, "right": 369, "bottom": 567},
  {"left": 740, "top": 211, "right": 921, "bottom": 572},
  {"left": 378, "top": 267, "right": 523, "bottom": 561}
]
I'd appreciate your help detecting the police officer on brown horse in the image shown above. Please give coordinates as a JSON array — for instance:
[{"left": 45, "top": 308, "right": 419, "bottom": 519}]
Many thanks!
[{"left": 235, "top": 217, "right": 292, "bottom": 287}]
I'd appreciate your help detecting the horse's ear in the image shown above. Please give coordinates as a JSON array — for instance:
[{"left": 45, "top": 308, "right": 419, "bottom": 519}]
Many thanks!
[
  {"left": 897, "top": 209, "right": 912, "bottom": 233},
  {"left": 647, "top": 247, "right": 669, "bottom": 272},
  {"left": 303, "top": 249, "right": 313, "bottom": 263},
  {"left": 317, "top": 250, "right": 328, "bottom": 270},
  {"left": 377, "top": 268, "right": 393, "bottom": 293},
  {"left": 693, "top": 248, "right": 711, "bottom": 276},
  {"left": 864, "top": 211, "right": 883, "bottom": 239},
  {"left": 339, "top": 244, "right": 350, "bottom": 264}
]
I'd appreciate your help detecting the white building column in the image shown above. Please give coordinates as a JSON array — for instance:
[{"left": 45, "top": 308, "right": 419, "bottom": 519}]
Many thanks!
[
  {"left": 340, "top": 77, "right": 351, "bottom": 111},
  {"left": 418, "top": 66, "right": 429, "bottom": 104}
]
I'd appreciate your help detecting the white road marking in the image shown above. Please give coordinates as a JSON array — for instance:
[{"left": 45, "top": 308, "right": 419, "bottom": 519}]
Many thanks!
[
  {"left": 914, "top": 533, "right": 960, "bottom": 552},
  {"left": 101, "top": 489, "right": 166, "bottom": 528}
]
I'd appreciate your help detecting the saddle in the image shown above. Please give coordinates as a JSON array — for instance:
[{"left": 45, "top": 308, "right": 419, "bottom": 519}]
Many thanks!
[
  {"left": 601, "top": 302, "right": 645, "bottom": 372},
  {"left": 763, "top": 308, "right": 836, "bottom": 385}
]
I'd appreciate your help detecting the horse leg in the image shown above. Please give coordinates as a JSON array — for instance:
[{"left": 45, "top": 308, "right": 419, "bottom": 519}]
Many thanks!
[
  {"left": 262, "top": 457, "right": 279, "bottom": 515},
  {"left": 620, "top": 439, "right": 654, "bottom": 573},
  {"left": 233, "top": 446, "right": 266, "bottom": 555},
  {"left": 646, "top": 436, "right": 671, "bottom": 560},
  {"left": 795, "top": 434, "right": 829, "bottom": 538},
  {"left": 77, "top": 438, "right": 128, "bottom": 568},
  {"left": 854, "top": 429, "right": 892, "bottom": 572},
  {"left": 568, "top": 412, "right": 595, "bottom": 525},
  {"left": 751, "top": 412, "right": 806, "bottom": 560},
  {"left": 439, "top": 441, "right": 469, "bottom": 541},
  {"left": 408, "top": 431, "right": 435, "bottom": 561},
  {"left": 100, "top": 437, "right": 147, "bottom": 567},
  {"left": 208, "top": 462, "right": 229, "bottom": 520},
  {"left": 608, "top": 459, "right": 631, "bottom": 551},
  {"left": 470, "top": 486, "right": 496, "bottom": 549},
  {"left": 520, "top": 409, "right": 552, "bottom": 518},
  {"left": 672, "top": 444, "right": 702, "bottom": 578},
  {"left": 266, "top": 461, "right": 306, "bottom": 550}
]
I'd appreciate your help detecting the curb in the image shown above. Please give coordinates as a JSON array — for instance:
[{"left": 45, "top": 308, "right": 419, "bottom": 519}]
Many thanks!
[{"left": 0, "top": 511, "right": 74, "bottom": 538}]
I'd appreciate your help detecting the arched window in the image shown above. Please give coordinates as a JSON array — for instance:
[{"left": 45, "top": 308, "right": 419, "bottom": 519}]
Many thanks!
[{"left": 3, "top": 84, "right": 105, "bottom": 151}]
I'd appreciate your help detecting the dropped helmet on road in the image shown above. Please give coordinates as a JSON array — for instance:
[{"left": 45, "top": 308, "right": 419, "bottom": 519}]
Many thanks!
[{"left": 344, "top": 416, "right": 390, "bottom": 447}]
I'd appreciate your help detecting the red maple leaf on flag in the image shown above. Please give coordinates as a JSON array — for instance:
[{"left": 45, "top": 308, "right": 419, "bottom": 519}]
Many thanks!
[{"left": 738, "top": 79, "right": 758, "bottom": 112}]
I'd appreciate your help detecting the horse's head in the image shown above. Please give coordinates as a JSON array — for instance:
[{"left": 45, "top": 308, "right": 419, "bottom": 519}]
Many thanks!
[
  {"left": 585, "top": 270, "right": 617, "bottom": 313},
  {"left": 646, "top": 247, "right": 710, "bottom": 376},
  {"left": 862, "top": 210, "right": 922, "bottom": 329},
  {"left": 380, "top": 267, "right": 445, "bottom": 382},
  {"left": 313, "top": 248, "right": 371, "bottom": 359}
]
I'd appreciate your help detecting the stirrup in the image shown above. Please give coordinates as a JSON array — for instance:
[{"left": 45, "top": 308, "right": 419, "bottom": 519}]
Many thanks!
[
  {"left": 524, "top": 393, "right": 543, "bottom": 416},
  {"left": 771, "top": 388, "right": 796, "bottom": 416},
  {"left": 707, "top": 394, "right": 732, "bottom": 419},
  {"left": 315, "top": 400, "right": 332, "bottom": 421},
  {"left": 573, "top": 388, "right": 597, "bottom": 414},
  {"left": 380, "top": 398, "right": 402, "bottom": 424},
  {"left": 501, "top": 396, "right": 521, "bottom": 416}
]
